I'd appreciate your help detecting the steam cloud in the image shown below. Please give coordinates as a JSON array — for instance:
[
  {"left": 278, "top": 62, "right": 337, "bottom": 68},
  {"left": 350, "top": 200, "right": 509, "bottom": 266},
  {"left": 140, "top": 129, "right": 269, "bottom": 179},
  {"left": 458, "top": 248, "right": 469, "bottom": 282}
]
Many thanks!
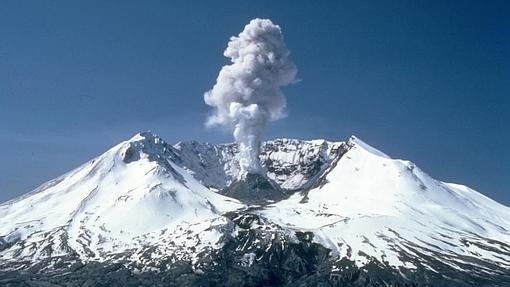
[{"left": 204, "top": 18, "right": 297, "bottom": 176}]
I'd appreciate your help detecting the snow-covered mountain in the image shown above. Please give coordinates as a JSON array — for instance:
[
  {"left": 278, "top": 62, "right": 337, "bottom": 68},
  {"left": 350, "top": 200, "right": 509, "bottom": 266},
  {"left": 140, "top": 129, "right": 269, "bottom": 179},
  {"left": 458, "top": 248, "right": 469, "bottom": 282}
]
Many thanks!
[
  {"left": 1, "top": 132, "right": 509, "bottom": 286},
  {"left": 0, "top": 132, "right": 241, "bottom": 264}
]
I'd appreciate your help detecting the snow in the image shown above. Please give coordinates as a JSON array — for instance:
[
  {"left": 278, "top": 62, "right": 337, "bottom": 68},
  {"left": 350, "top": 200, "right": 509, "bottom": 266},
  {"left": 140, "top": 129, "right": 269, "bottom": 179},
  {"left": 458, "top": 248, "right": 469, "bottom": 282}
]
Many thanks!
[
  {"left": 1, "top": 132, "right": 509, "bottom": 274},
  {"left": 349, "top": 136, "right": 390, "bottom": 159},
  {"left": 0, "top": 132, "right": 243, "bottom": 261},
  {"left": 259, "top": 136, "right": 510, "bottom": 268}
]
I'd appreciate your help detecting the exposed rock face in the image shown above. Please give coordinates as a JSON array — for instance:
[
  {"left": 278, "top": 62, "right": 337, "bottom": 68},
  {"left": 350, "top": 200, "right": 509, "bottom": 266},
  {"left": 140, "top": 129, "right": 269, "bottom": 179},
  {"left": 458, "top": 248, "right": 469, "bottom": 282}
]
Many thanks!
[{"left": 173, "top": 138, "right": 342, "bottom": 191}]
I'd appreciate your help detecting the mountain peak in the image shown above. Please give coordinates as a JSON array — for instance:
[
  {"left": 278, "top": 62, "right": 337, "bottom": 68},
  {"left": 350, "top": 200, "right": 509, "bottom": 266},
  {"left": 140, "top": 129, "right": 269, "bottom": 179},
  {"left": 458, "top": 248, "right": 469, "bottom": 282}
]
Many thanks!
[
  {"left": 126, "top": 130, "right": 160, "bottom": 143},
  {"left": 348, "top": 135, "right": 390, "bottom": 159},
  {"left": 122, "top": 131, "right": 175, "bottom": 164}
]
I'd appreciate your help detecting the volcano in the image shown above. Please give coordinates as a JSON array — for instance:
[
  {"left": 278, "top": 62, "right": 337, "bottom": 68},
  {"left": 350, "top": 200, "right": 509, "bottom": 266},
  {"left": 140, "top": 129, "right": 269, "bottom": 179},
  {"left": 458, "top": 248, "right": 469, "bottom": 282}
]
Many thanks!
[{"left": 0, "top": 132, "right": 509, "bottom": 286}]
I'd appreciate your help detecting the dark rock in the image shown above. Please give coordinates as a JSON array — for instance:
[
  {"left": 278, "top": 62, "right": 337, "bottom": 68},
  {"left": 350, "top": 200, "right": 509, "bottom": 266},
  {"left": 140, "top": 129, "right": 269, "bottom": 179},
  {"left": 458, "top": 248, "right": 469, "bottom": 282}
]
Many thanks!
[{"left": 221, "top": 173, "right": 287, "bottom": 204}]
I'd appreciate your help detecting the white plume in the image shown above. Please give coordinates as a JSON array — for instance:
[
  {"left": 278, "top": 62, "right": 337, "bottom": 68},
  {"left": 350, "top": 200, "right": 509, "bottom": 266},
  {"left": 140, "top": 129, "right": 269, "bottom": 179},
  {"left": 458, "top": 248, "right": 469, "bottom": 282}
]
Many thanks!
[{"left": 204, "top": 18, "right": 297, "bottom": 176}]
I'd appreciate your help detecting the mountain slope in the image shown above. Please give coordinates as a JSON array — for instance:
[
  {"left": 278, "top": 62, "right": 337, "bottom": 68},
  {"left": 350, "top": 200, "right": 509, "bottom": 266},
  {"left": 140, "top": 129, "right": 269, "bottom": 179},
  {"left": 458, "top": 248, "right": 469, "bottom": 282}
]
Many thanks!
[
  {"left": 0, "top": 132, "right": 242, "bottom": 263},
  {"left": 1, "top": 132, "right": 509, "bottom": 286},
  {"left": 260, "top": 136, "right": 510, "bottom": 277}
]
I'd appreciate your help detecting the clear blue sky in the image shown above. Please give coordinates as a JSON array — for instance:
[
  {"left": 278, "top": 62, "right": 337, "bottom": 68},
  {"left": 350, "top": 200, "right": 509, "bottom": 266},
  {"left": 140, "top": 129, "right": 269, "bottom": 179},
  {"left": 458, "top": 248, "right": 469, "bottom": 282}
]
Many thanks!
[{"left": 1, "top": 1, "right": 508, "bottom": 205}]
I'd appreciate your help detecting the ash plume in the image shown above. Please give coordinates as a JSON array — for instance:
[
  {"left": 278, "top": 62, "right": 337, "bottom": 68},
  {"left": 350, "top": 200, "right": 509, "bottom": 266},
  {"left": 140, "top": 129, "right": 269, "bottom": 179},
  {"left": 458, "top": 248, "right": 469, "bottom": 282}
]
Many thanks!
[{"left": 204, "top": 18, "right": 297, "bottom": 176}]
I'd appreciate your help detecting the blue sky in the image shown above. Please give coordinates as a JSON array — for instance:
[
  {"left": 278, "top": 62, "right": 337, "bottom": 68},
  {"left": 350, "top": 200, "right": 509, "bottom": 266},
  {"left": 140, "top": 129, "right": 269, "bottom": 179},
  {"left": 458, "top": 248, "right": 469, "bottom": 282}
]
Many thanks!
[{"left": 1, "top": 1, "right": 509, "bottom": 205}]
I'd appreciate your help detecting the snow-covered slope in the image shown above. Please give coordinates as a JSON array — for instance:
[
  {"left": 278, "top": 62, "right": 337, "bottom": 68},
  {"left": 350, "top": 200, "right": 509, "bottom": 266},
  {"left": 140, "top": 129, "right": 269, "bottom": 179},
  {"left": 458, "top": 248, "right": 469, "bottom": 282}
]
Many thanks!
[
  {"left": 0, "top": 132, "right": 241, "bottom": 263},
  {"left": 1, "top": 132, "right": 509, "bottom": 286},
  {"left": 260, "top": 136, "right": 510, "bottom": 274}
]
